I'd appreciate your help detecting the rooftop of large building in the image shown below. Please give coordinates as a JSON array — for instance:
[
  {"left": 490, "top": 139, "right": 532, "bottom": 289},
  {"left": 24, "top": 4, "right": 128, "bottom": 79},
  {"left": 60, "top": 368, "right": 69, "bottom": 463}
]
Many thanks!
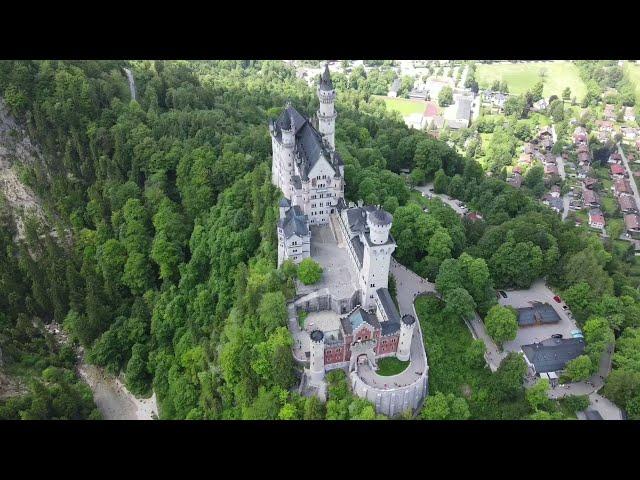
[
  {"left": 522, "top": 337, "right": 585, "bottom": 373},
  {"left": 278, "top": 205, "right": 309, "bottom": 239},
  {"left": 270, "top": 104, "right": 343, "bottom": 182},
  {"left": 376, "top": 288, "right": 401, "bottom": 335},
  {"left": 516, "top": 302, "right": 561, "bottom": 326},
  {"left": 340, "top": 306, "right": 380, "bottom": 335}
]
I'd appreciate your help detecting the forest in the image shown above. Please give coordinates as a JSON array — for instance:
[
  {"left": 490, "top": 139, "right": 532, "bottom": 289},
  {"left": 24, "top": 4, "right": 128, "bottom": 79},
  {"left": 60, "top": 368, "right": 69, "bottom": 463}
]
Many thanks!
[{"left": 0, "top": 60, "right": 639, "bottom": 420}]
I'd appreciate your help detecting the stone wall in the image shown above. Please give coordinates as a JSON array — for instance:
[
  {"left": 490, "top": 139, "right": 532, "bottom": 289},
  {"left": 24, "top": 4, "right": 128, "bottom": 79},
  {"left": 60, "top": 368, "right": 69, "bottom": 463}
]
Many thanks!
[
  {"left": 350, "top": 369, "right": 428, "bottom": 418},
  {"left": 294, "top": 289, "right": 359, "bottom": 315}
]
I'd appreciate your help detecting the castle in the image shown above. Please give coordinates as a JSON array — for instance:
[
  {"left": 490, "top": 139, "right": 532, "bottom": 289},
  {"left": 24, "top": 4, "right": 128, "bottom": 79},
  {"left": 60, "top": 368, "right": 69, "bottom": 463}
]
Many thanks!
[{"left": 270, "top": 65, "right": 428, "bottom": 416}]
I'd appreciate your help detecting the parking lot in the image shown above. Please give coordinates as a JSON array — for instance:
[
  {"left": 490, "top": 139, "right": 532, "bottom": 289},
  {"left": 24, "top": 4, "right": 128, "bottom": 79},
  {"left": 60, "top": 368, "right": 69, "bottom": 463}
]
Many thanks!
[{"left": 497, "top": 279, "right": 580, "bottom": 353}]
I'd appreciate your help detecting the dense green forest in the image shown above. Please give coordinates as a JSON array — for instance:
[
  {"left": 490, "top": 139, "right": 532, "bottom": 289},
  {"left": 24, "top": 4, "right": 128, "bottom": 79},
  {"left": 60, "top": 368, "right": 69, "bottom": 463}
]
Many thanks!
[{"left": 1, "top": 60, "right": 639, "bottom": 420}]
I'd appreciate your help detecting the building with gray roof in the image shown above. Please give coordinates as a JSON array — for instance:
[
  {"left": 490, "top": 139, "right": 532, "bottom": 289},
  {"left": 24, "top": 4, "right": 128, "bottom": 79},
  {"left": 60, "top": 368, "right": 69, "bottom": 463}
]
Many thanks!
[
  {"left": 521, "top": 337, "right": 585, "bottom": 374},
  {"left": 270, "top": 64, "right": 345, "bottom": 238},
  {"left": 277, "top": 204, "right": 311, "bottom": 265},
  {"left": 275, "top": 66, "right": 427, "bottom": 416},
  {"left": 516, "top": 302, "right": 561, "bottom": 327}
]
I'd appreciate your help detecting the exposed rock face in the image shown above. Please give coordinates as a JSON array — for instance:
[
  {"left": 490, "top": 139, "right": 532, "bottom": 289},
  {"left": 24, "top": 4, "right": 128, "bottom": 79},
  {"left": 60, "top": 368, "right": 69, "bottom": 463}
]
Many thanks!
[{"left": 0, "top": 97, "right": 47, "bottom": 240}]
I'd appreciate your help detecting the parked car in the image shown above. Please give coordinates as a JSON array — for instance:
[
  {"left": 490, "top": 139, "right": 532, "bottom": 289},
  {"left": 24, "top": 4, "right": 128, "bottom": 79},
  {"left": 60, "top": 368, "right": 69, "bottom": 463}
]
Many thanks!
[
  {"left": 571, "top": 329, "right": 584, "bottom": 339},
  {"left": 562, "top": 305, "right": 569, "bottom": 310},
  {"left": 499, "top": 290, "right": 508, "bottom": 298},
  {"left": 553, "top": 295, "right": 562, "bottom": 303},
  {"left": 552, "top": 334, "right": 563, "bottom": 339}
]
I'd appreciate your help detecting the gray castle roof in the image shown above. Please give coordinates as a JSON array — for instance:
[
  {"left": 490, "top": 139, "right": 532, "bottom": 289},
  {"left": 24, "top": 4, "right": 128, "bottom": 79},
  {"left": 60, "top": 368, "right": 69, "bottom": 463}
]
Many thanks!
[
  {"left": 340, "top": 306, "right": 380, "bottom": 335},
  {"left": 319, "top": 64, "right": 334, "bottom": 91},
  {"left": 369, "top": 209, "right": 393, "bottom": 226},
  {"left": 376, "top": 288, "right": 401, "bottom": 335},
  {"left": 402, "top": 314, "right": 416, "bottom": 326},
  {"left": 279, "top": 197, "right": 291, "bottom": 208},
  {"left": 278, "top": 205, "right": 309, "bottom": 239},
  {"left": 345, "top": 205, "right": 378, "bottom": 234},
  {"left": 270, "top": 103, "right": 341, "bottom": 182},
  {"left": 351, "top": 235, "right": 364, "bottom": 265}
]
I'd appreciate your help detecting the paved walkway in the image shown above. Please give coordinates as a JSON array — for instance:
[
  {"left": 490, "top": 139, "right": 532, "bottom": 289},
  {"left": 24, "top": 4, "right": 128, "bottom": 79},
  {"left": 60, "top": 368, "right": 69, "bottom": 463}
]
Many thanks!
[
  {"left": 390, "top": 258, "right": 436, "bottom": 316},
  {"left": 581, "top": 392, "right": 623, "bottom": 420},
  {"left": 467, "top": 314, "right": 505, "bottom": 372},
  {"left": 415, "top": 183, "right": 466, "bottom": 216}
]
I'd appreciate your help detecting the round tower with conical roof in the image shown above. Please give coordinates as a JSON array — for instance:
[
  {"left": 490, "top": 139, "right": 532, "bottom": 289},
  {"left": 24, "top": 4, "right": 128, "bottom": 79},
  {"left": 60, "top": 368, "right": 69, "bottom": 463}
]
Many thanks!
[
  {"left": 317, "top": 64, "right": 337, "bottom": 150},
  {"left": 360, "top": 208, "right": 396, "bottom": 311},
  {"left": 397, "top": 314, "right": 416, "bottom": 361},
  {"left": 309, "top": 330, "right": 325, "bottom": 384}
]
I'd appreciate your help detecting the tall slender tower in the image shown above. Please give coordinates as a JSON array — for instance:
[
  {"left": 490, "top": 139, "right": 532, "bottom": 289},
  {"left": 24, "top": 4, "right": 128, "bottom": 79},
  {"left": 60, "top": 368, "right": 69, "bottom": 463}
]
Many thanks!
[
  {"left": 317, "top": 64, "right": 336, "bottom": 150},
  {"left": 397, "top": 314, "right": 416, "bottom": 361},
  {"left": 360, "top": 209, "right": 396, "bottom": 311},
  {"left": 309, "top": 330, "right": 325, "bottom": 384},
  {"left": 279, "top": 106, "right": 296, "bottom": 198}
]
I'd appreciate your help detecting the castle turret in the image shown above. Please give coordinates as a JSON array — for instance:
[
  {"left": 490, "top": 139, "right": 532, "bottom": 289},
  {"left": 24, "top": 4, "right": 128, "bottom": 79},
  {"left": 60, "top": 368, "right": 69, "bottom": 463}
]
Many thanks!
[
  {"left": 361, "top": 208, "right": 396, "bottom": 311},
  {"left": 317, "top": 64, "right": 337, "bottom": 150},
  {"left": 368, "top": 209, "right": 393, "bottom": 244},
  {"left": 309, "top": 330, "right": 325, "bottom": 384},
  {"left": 279, "top": 197, "right": 291, "bottom": 219},
  {"left": 397, "top": 314, "right": 416, "bottom": 361}
]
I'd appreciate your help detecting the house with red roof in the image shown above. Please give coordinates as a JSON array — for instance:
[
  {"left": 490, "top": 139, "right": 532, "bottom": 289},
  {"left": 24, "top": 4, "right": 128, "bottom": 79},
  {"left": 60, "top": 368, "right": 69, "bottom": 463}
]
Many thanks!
[
  {"left": 423, "top": 101, "right": 439, "bottom": 119},
  {"left": 614, "top": 179, "right": 633, "bottom": 197},
  {"left": 608, "top": 152, "right": 622, "bottom": 164},
  {"left": 577, "top": 151, "right": 591, "bottom": 165},
  {"left": 589, "top": 209, "right": 606, "bottom": 230},
  {"left": 625, "top": 214, "right": 640, "bottom": 236},
  {"left": 619, "top": 195, "right": 638, "bottom": 214},
  {"left": 573, "top": 127, "right": 588, "bottom": 145},
  {"left": 610, "top": 163, "right": 627, "bottom": 179},
  {"left": 582, "top": 178, "right": 598, "bottom": 190},
  {"left": 582, "top": 188, "right": 600, "bottom": 207}
]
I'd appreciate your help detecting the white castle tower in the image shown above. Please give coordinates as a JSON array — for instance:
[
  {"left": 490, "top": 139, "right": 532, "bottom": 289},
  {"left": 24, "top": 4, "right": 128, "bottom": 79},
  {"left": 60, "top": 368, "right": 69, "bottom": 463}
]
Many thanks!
[
  {"left": 397, "top": 314, "right": 417, "bottom": 361},
  {"left": 279, "top": 106, "right": 296, "bottom": 198},
  {"left": 317, "top": 64, "right": 337, "bottom": 150},
  {"left": 309, "top": 330, "right": 325, "bottom": 384},
  {"left": 361, "top": 209, "right": 396, "bottom": 311}
]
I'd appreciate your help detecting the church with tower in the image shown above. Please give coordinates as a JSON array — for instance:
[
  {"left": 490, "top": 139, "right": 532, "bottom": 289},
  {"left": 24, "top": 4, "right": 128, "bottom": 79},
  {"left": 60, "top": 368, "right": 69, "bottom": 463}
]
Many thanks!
[{"left": 270, "top": 65, "right": 427, "bottom": 416}]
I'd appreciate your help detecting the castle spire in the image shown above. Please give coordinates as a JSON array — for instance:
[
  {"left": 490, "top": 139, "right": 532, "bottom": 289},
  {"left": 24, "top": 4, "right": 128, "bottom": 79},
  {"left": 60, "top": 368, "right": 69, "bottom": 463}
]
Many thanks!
[{"left": 319, "top": 63, "right": 333, "bottom": 91}]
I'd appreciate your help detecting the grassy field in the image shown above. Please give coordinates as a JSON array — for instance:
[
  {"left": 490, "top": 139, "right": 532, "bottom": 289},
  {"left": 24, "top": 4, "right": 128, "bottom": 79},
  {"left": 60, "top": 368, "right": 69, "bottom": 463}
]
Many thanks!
[
  {"left": 476, "top": 61, "right": 587, "bottom": 100},
  {"left": 374, "top": 95, "right": 427, "bottom": 117},
  {"left": 623, "top": 62, "right": 640, "bottom": 104},
  {"left": 376, "top": 357, "right": 409, "bottom": 376},
  {"left": 601, "top": 196, "right": 617, "bottom": 216}
]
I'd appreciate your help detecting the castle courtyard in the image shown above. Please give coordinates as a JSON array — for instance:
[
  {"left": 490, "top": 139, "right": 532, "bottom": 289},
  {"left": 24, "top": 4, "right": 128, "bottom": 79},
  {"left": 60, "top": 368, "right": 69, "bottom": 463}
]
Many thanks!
[{"left": 296, "top": 224, "right": 359, "bottom": 304}]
